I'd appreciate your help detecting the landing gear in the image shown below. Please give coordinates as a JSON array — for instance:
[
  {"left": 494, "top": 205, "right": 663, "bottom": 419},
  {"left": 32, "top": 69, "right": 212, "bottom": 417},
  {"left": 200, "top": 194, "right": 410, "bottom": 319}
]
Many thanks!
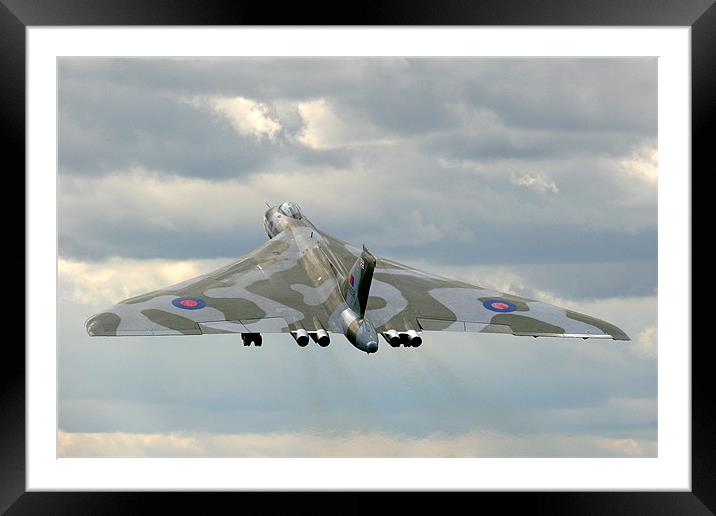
[{"left": 241, "top": 333, "right": 262, "bottom": 346}]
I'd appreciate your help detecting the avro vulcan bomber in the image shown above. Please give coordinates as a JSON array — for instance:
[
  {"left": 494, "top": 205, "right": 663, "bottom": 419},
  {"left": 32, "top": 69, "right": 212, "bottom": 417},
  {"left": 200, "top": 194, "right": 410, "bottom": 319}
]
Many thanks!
[{"left": 86, "top": 202, "right": 630, "bottom": 354}]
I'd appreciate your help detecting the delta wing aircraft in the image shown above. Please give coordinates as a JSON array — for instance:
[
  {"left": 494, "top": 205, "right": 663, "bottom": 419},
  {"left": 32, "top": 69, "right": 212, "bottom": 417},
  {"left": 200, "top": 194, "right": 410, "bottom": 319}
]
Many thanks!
[{"left": 86, "top": 201, "right": 630, "bottom": 354}]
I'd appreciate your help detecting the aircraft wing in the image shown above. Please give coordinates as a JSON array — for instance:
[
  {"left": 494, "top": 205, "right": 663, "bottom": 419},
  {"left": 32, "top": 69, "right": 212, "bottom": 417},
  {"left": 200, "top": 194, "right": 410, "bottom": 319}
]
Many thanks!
[
  {"left": 87, "top": 222, "right": 629, "bottom": 341},
  {"left": 85, "top": 231, "right": 329, "bottom": 336},
  {"left": 365, "top": 256, "right": 630, "bottom": 340}
]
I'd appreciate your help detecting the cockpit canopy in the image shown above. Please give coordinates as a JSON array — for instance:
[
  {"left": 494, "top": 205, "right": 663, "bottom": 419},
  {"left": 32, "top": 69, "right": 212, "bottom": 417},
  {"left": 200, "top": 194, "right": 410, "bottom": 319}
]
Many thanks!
[{"left": 278, "top": 201, "right": 302, "bottom": 220}]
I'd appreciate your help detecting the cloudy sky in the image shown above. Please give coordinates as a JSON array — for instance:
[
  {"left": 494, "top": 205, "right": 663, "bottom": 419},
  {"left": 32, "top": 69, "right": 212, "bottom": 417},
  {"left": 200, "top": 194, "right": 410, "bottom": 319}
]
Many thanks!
[{"left": 57, "top": 57, "right": 657, "bottom": 458}]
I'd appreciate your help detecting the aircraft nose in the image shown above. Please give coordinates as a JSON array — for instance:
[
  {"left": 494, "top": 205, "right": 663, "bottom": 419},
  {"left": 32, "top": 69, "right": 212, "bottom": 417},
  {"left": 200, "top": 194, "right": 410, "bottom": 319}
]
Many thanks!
[{"left": 366, "top": 340, "right": 378, "bottom": 353}]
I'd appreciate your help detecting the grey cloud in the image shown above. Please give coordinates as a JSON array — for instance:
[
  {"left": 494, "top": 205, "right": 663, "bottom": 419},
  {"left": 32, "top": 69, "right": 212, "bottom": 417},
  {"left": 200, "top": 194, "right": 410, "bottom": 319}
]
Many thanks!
[
  {"left": 59, "top": 66, "right": 351, "bottom": 178},
  {"left": 374, "top": 225, "right": 657, "bottom": 266},
  {"left": 458, "top": 58, "right": 657, "bottom": 134},
  {"left": 59, "top": 58, "right": 366, "bottom": 100},
  {"left": 58, "top": 158, "right": 656, "bottom": 300},
  {"left": 59, "top": 294, "right": 655, "bottom": 441},
  {"left": 58, "top": 430, "right": 656, "bottom": 458},
  {"left": 59, "top": 58, "right": 656, "bottom": 179},
  {"left": 59, "top": 80, "right": 271, "bottom": 177},
  {"left": 58, "top": 58, "right": 657, "bottom": 262},
  {"left": 59, "top": 224, "right": 267, "bottom": 262},
  {"left": 59, "top": 175, "right": 657, "bottom": 302},
  {"left": 427, "top": 127, "right": 653, "bottom": 163},
  {"left": 470, "top": 260, "right": 658, "bottom": 300},
  {"left": 59, "top": 193, "right": 657, "bottom": 266}
]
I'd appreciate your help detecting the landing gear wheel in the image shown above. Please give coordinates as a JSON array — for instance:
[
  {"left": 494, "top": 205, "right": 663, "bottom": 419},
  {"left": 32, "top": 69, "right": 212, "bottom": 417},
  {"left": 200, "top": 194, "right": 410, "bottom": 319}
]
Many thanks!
[{"left": 242, "top": 333, "right": 262, "bottom": 346}]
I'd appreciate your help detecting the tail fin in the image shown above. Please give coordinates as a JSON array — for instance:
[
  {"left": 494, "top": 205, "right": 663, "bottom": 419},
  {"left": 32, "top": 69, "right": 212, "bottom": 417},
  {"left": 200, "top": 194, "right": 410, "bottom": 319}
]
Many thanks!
[{"left": 341, "top": 245, "right": 376, "bottom": 317}]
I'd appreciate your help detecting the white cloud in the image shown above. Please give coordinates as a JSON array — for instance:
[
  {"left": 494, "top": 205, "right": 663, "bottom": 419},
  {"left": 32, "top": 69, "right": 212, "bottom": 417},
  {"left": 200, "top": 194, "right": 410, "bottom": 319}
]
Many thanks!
[
  {"left": 546, "top": 397, "right": 656, "bottom": 427},
  {"left": 619, "top": 145, "right": 657, "bottom": 184},
  {"left": 296, "top": 98, "right": 341, "bottom": 149},
  {"left": 58, "top": 429, "right": 656, "bottom": 458},
  {"left": 59, "top": 166, "right": 391, "bottom": 242},
  {"left": 510, "top": 171, "right": 559, "bottom": 194},
  {"left": 296, "top": 98, "right": 395, "bottom": 150},
  {"left": 201, "top": 96, "right": 281, "bottom": 140},
  {"left": 58, "top": 256, "right": 228, "bottom": 306},
  {"left": 632, "top": 325, "right": 658, "bottom": 359},
  {"left": 59, "top": 168, "right": 270, "bottom": 235}
]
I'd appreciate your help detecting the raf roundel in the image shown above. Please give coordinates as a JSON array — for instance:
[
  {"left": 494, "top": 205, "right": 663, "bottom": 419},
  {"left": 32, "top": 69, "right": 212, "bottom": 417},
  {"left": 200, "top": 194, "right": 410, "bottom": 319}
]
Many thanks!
[
  {"left": 483, "top": 299, "right": 518, "bottom": 313},
  {"left": 172, "top": 297, "right": 207, "bottom": 310}
]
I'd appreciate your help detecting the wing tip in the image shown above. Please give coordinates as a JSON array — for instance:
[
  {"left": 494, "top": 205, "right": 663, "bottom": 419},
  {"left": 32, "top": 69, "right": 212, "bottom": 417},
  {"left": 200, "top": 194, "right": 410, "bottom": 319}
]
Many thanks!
[
  {"left": 608, "top": 326, "right": 631, "bottom": 341},
  {"left": 85, "top": 311, "right": 120, "bottom": 336}
]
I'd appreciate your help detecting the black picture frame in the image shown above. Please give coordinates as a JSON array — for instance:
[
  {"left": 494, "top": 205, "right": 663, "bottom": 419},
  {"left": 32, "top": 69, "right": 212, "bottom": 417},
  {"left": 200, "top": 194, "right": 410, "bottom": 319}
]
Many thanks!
[{"left": 6, "top": 0, "right": 708, "bottom": 513}]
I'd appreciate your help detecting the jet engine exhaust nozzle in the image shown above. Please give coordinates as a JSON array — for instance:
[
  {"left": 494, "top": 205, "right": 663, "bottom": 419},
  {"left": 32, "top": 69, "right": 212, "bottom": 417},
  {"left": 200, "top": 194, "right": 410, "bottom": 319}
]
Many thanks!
[
  {"left": 292, "top": 329, "right": 309, "bottom": 347},
  {"left": 406, "top": 329, "right": 422, "bottom": 347},
  {"left": 382, "top": 330, "right": 401, "bottom": 347},
  {"left": 315, "top": 329, "right": 330, "bottom": 347}
]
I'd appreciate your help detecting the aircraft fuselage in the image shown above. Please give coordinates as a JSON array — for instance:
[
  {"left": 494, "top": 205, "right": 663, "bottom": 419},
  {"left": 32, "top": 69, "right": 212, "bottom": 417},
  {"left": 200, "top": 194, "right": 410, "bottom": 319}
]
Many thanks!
[{"left": 263, "top": 202, "right": 379, "bottom": 353}]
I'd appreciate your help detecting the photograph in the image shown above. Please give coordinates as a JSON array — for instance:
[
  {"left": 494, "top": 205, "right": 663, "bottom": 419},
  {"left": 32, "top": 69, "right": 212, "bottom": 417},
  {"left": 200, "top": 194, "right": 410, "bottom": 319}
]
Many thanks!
[{"left": 57, "top": 56, "right": 657, "bottom": 458}]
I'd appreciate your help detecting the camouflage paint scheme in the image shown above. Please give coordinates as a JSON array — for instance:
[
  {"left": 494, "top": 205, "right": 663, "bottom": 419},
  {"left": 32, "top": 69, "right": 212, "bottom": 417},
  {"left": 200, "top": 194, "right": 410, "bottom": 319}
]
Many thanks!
[{"left": 85, "top": 202, "right": 630, "bottom": 352}]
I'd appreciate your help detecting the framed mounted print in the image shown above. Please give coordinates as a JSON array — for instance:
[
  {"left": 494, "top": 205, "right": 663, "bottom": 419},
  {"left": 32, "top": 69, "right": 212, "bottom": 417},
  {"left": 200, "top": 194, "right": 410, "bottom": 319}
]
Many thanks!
[{"left": 7, "top": 0, "right": 709, "bottom": 513}]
